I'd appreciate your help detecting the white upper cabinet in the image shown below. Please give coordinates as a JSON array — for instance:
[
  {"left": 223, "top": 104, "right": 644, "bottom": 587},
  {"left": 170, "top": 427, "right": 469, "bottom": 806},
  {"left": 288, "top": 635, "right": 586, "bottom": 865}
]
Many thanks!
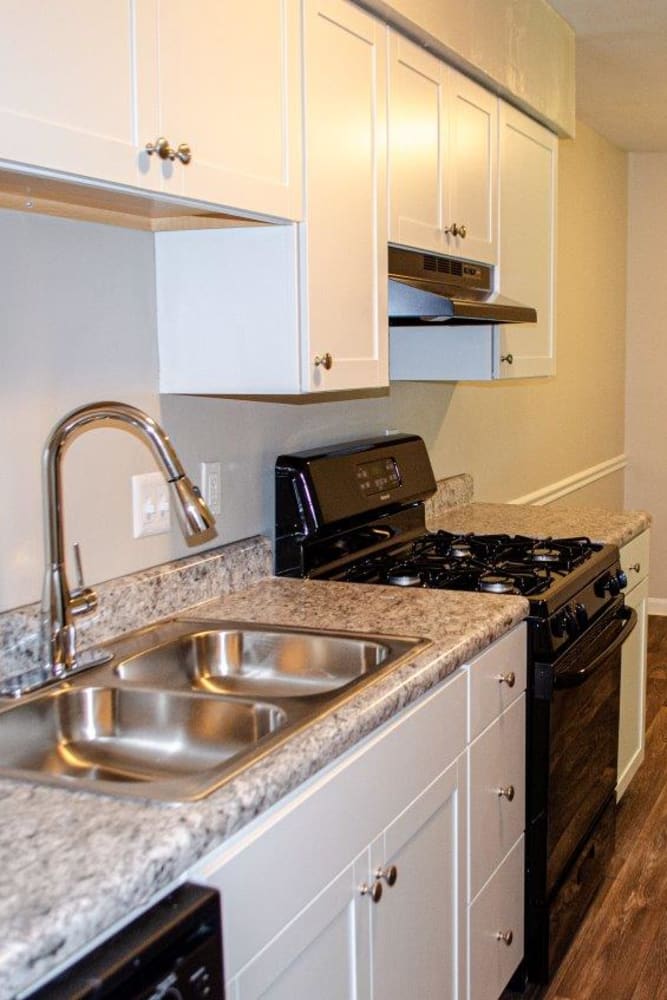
[
  {"left": 390, "top": 98, "right": 556, "bottom": 383},
  {"left": 138, "top": 0, "right": 302, "bottom": 220},
  {"left": 155, "top": 0, "right": 388, "bottom": 395},
  {"left": 0, "top": 1, "right": 141, "bottom": 188},
  {"left": 299, "top": 0, "right": 388, "bottom": 391},
  {"left": 388, "top": 33, "right": 497, "bottom": 265},
  {"left": 0, "top": 0, "right": 302, "bottom": 221},
  {"left": 494, "top": 102, "right": 557, "bottom": 379}
]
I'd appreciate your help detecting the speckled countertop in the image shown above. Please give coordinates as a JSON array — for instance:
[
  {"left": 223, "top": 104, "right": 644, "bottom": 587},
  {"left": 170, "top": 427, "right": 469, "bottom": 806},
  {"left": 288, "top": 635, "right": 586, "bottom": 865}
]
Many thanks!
[
  {"left": 426, "top": 500, "right": 651, "bottom": 546},
  {"left": 0, "top": 578, "right": 526, "bottom": 999}
]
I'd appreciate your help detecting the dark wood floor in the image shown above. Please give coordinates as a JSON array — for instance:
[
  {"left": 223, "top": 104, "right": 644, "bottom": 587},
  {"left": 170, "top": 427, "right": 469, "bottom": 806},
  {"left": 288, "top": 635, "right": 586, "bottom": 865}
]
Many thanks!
[{"left": 533, "top": 616, "right": 667, "bottom": 1000}]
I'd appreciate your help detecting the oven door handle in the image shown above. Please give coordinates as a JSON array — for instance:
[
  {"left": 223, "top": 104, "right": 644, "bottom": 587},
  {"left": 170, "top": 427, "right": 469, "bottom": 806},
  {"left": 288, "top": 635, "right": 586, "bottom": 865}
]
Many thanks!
[{"left": 553, "top": 605, "right": 637, "bottom": 690}]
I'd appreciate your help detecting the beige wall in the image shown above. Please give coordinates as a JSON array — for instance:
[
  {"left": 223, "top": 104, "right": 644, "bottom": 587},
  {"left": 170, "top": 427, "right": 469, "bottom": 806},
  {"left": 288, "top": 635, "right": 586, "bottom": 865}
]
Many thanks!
[
  {"left": 626, "top": 154, "right": 667, "bottom": 601},
  {"left": 0, "top": 121, "right": 627, "bottom": 613}
]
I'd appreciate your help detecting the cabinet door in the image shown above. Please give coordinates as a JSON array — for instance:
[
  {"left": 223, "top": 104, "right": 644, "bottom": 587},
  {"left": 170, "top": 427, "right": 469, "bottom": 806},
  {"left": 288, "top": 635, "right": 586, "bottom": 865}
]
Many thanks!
[
  {"left": 468, "top": 695, "right": 525, "bottom": 901},
  {"left": 234, "top": 853, "right": 371, "bottom": 1000},
  {"left": 495, "top": 102, "right": 557, "bottom": 379},
  {"left": 145, "top": 0, "right": 302, "bottom": 220},
  {"left": 468, "top": 836, "right": 524, "bottom": 1000},
  {"left": 300, "top": 0, "right": 388, "bottom": 391},
  {"left": 445, "top": 69, "right": 498, "bottom": 265},
  {"left": 388, "top": 33, "right": 446, "bottom": 253},
  {"left": 617, "top": 575, "right": 649, "bottom": 800},
  {"left": 0, "top": 0, "right": 141, "bottom": 187},
  {"left": 370, "top": 759, "right": 465, "bottom": 1000}
]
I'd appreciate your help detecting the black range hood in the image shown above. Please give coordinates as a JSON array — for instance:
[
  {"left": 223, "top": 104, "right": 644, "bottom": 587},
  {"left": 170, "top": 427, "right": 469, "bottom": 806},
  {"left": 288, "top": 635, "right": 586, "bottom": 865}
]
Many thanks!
[{"left": 388, "top": 245, "right": 537, "bottom": 325}]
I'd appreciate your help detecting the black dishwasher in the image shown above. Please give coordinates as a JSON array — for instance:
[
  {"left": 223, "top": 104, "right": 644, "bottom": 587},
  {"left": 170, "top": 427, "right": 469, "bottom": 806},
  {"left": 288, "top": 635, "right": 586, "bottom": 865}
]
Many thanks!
[{"left": 25, "top": 882, "right": 224, "bottom": 999}]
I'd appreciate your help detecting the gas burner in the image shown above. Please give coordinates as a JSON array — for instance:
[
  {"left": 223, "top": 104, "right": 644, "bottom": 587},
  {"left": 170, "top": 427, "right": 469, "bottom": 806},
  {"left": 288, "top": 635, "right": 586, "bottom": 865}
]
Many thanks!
[
  {"left": 530, "top": 546, "right": 562, "bottom": 564},
  {"left": 478, "top": 574, "right": 516, "bottom": 594},
  {"left": 385, "top": 564, "right": 422, "bottom": 587},
  {"left": 450, "top": 542, "right": 473, "bottom": 559}
]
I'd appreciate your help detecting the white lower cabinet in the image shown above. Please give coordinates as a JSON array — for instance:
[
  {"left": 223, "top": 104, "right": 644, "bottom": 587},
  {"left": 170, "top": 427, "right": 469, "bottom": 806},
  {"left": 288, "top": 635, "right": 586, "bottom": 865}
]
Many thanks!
[
  {"left": 468, "top": 836, "right": 524, "bottom": 1000},
  {"left": 188, "top": 624, "right": 527, "bottom": 1000},
  {"left": 464, "top": 626, "right": 526, "bottom": 999},
  {"left": 617, "top": 529, "right": 650, "bottom": 800}
]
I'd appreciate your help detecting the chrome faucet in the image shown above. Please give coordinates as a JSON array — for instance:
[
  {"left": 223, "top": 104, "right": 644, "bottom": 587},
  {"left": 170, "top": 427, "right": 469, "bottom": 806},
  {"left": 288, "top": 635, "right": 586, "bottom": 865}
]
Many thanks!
[{"left": 41, "top": 401, "right": 215, "bottom": 681}]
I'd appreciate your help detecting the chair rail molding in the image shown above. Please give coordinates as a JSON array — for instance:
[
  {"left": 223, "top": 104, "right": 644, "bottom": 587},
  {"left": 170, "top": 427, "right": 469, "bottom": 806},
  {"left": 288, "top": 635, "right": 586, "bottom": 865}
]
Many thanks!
[{"left": 509, "top": 454, "right": 627, "bottom": 507}]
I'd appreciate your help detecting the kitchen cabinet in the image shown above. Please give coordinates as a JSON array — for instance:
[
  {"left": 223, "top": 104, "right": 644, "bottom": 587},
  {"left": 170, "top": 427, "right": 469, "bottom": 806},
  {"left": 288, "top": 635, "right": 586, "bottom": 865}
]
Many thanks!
[
  {"left": 464, "top": 626, "right": 526, "bottom": 1000},
  {"left": 494, "top": 102, "right": 557, "bottom": 379},
  {"left": 0, "top": 0, "right": 302, "bottom": 223},
  {"left": 188, "top": 624, "right": 527, "bottom": 1000},
  {"left": 155, "top": 0, "right": 388, "bottom": 394},
  {"left": 388, "top": 32, "right": 498, "bottom": 265},
  {"left": 617, "top": 530, "right": 650, "bottom": 800},
  {"left": 0, "top": 1, "right": 141, "bottom": 190},
  {"left": 389, "top": 99, "right": 556, "bottom": 383},
  {"left": 190, "top": 668, "right": 467, "bottom": 998}
]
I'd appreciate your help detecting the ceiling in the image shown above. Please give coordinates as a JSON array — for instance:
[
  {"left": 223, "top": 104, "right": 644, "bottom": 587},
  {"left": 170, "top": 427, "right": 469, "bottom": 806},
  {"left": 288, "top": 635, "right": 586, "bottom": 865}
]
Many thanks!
[{"left": 547, "top": 0, "right": 667, "bottom": 151}]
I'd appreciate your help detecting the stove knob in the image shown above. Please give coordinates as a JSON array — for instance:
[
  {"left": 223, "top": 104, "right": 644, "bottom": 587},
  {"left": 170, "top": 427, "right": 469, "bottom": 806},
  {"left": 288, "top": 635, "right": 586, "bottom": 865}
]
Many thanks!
[
  {"left": 551, "top": 611, "right": 567, "bottom": 638},
  {"left": 617, "top": 570, "right": 628, "bottom": 591},
  {"left": 563, "top": 606, "right": 579, "bottom": 639},
  {"left": 596, "top": 573, "right": 622, "bottom": 598},
  {"left": 552, "top": 607, "right": 578, "bottom": 639},
  {"left": 574, "top": 603, "right": 588, "bottom": 629}
]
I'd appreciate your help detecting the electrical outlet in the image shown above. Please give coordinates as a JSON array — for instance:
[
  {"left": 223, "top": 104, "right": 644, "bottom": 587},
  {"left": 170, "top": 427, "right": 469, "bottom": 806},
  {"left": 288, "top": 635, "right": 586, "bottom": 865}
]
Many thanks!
[
  {"left": 132, "top": 472, "right": 171, "bottom": 538},
  {"left": 201, "top": 462, "right": 222, "bottom": 516}
]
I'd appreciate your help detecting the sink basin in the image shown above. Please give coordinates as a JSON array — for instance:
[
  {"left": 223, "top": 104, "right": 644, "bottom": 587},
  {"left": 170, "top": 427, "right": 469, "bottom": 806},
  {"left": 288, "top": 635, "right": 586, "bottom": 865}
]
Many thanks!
[
  {"left": 0, "top": 619, "right": 428, "bottom": 801},
  {"left": 114, "top": 626, "right": 392, "bottom": 699},
  {"left": 0, "top": 686, "right": 286, "bottom": 799}
]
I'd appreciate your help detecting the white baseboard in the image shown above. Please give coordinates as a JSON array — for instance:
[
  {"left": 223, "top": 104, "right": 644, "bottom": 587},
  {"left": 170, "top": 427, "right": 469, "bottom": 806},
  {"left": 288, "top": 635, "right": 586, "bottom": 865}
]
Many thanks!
[
  {"left": 509, "top": 454, "right": 627, "bottom": 507},
  {"left": 648, "top": 598, "right": 667, "bottom": 617}
]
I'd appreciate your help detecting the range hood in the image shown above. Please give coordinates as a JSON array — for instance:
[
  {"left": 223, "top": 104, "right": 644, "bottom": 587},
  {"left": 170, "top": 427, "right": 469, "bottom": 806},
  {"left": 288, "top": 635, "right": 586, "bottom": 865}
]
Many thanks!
[{"left": 388, "top": 246, "right": 537, "bottom": 325}]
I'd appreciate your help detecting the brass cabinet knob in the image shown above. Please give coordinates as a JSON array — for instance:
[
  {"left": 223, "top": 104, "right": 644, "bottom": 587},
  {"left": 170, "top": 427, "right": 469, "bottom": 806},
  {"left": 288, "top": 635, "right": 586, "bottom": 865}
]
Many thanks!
[
  {"left": 496, "top": 929, "right": 514, "bottom": 946},
  {"left": 500, "top": 353, "right": 514, "bottom": 365},
  {"left": 314, "top": 352, "right": 333, "bottom": 371},
  {"left": 498, "top": 784, "right": 515, "bottom": 801},
  {"left": 629, "top": 562, "right": 641, "bottom": 573},
  {"left": 146, "top": 137, "right": 192, "bottom": 165},
  {"left": 445, "top": 222, "right": 467, "bottom": 238},
  {"left": 496, "top": 671, "right": 516, "bottom": 688},
  {"left": 360, "top": 880, "right": 383, "bottom": 903},
  {"left": 376, "top": 864, "right": 398, "bottom": 887}
]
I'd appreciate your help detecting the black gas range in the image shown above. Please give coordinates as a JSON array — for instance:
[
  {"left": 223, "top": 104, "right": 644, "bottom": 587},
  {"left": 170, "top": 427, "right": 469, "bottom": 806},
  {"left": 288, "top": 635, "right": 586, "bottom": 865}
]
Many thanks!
[{"left": 275, "top": 433, "right": 636, "bottom": 986}]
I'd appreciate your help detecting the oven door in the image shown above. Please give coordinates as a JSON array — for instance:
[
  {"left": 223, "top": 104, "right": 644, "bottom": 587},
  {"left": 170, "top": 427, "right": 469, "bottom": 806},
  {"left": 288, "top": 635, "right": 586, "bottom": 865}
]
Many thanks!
[{"left": 545, "top": 599, "right": 636, "bottom": 892}]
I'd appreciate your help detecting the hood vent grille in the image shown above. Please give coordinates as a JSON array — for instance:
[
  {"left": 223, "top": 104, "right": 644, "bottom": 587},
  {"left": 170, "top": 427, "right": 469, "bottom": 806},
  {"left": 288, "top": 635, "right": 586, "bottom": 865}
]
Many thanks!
[{"left": 423, "top": 254, "right": 463, "bottom": 277}]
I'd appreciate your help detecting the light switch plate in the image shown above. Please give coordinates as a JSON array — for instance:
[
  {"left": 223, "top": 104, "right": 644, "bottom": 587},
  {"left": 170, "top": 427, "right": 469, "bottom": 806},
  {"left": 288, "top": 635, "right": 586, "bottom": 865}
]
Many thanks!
[
  {"left": 132, "top": 472, "right": 171, "bottom": 538},
  {"left": 201, "top": 461, "right": 222, "bottom": 516}
]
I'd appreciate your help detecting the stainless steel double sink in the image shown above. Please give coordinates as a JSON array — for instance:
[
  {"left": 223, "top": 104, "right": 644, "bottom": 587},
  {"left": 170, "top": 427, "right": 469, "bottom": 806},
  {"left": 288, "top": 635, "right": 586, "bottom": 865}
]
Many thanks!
[{"left": 0, "top": 620, "right": 428, "bottom": 802}]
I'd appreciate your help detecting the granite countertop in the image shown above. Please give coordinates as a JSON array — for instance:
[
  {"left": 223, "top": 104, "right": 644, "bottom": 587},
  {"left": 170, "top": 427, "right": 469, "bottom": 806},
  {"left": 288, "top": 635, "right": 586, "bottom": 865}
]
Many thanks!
[
  {"left": 0, "top": 578, "right": 527, "bottom": 999},
  {"left": 427, "top": 500, "right": 651, "bottom": 547}
]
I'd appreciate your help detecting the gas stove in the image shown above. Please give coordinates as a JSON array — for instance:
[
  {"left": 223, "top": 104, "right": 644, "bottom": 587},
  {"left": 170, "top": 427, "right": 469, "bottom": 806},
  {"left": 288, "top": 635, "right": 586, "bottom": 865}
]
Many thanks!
[{"left": 275, "top": 433, "right": 626, "bottom": 658}]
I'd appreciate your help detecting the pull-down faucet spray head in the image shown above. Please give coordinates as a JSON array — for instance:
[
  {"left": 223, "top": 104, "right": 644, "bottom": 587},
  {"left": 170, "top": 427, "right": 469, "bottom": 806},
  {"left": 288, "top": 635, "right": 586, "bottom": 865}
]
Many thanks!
[{"left": 41, "top": 401, "right": 215, "bottom": 681}]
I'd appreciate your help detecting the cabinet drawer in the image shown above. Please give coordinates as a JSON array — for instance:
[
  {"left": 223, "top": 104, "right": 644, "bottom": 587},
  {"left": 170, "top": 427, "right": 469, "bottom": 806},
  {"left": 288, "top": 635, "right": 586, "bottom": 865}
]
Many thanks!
[
  {"left": 468, "top": 694, "right": 525, "bottom": 900},
  {"left": 467, "top": 624, "right": 526, "bottom": 742},
  {"left": 190, "top": 670, "right": 466, "bottom": 979},
  {"left": 620, "top": 530, "right": 650, "bottom": 589},
  {"left": 469, "top": 836, "right": 524, "bottom": 1000}
]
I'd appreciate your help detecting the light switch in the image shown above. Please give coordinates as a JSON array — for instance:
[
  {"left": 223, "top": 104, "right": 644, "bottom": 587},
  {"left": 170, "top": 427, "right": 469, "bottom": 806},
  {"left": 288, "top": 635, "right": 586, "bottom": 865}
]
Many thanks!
[{"left": 132, "top": 472, "right": 171, "bottom": 538}]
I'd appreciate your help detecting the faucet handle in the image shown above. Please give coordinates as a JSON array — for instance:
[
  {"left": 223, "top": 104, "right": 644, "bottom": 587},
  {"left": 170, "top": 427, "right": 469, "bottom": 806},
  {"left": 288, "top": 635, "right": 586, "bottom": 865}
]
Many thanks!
[
  {"left": 73, "top": 541, "right": 85, "bottom": 590},
  {"left": 69, "top": 542, "right": 98, "bottom": 617}
]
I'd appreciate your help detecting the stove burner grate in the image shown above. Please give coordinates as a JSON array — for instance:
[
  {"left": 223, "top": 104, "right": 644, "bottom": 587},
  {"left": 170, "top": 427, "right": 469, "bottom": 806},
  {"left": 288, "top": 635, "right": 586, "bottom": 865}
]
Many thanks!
[{"left": 332, "top": 531, "right": 597, "bottom": 596}]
